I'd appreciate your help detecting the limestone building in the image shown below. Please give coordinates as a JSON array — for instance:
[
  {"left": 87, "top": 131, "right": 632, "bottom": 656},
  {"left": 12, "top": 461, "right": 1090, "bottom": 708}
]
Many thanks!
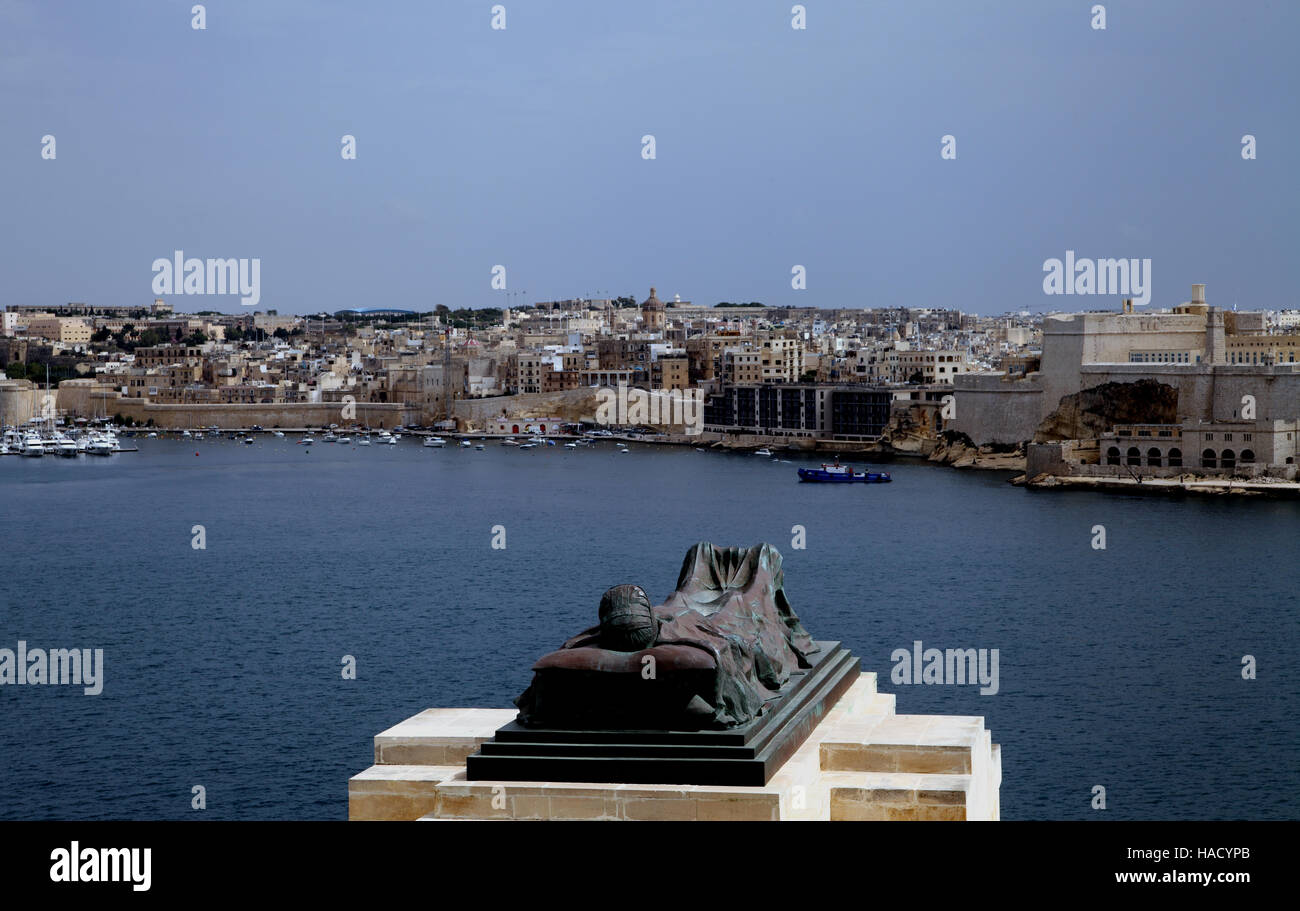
[
  {"left": 640, "top": 287, "right": 666, "bottom": 332},
  {"left": 952, "top": 284, "right": 1300, "bottom": 466}
]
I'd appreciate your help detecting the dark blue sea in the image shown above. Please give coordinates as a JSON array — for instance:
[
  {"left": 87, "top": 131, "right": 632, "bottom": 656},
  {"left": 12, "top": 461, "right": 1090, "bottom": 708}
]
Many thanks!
[{"left": 1, "top": 437, "right": 1296, "bottom": 820}]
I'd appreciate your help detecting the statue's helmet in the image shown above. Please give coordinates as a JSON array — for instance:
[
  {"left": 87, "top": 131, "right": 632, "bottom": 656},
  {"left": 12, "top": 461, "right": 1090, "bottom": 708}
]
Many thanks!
[{"left": 598, "top": 584, "right": 658, "bottom": 651}]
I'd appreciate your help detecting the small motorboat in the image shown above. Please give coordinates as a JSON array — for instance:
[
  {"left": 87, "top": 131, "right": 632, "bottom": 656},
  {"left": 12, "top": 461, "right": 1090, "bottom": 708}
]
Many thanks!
[
  {"left": 797, "top": 460, "right": 891, "bottom": 484},
  {"left": 424, "top": 437, "right": 446, "bottom": 448},
  {"left": 460, "top": 439, "right": 472, "bottom": 447},
  {"left": 754, "top": 448, "right": 772, "bottom": 457}
]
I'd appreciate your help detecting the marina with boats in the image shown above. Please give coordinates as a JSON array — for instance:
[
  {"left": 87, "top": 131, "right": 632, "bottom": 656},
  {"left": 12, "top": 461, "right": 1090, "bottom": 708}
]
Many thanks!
[
  {"left": 1, "top": 422, "right": 130, "bottom": 457},
  {"left": 2, "top": 421, "right": 898, "bottom": 489}
]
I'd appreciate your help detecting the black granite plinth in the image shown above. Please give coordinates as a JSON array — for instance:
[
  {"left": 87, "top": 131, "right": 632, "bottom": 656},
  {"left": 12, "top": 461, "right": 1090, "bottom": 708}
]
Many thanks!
[{"left": 466, "top": 641, "right": 859, "bottom": 786}]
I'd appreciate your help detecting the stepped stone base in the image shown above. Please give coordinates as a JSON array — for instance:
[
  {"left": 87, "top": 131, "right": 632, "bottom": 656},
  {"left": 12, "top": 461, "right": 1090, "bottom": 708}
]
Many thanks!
[{"left": 348, "top": 673, "right": 1001, "bottom": 821}]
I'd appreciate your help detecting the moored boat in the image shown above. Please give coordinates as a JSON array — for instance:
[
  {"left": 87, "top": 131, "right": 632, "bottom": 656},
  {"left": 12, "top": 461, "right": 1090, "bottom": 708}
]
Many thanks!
[{"left": 796, "top": 460, "right": 891, "bottom": 483}]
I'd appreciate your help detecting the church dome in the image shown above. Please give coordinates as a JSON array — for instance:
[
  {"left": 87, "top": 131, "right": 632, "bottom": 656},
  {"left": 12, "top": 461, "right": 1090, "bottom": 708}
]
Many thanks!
[{"left": 641, "top": 287, "right": 664, "bottom": 311}]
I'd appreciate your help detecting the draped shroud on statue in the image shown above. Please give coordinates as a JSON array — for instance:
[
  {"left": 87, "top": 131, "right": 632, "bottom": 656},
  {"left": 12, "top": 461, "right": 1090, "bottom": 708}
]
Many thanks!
[
  {"left": 515, "top": 542, "right": 819, "bottom": 729},
  {"left": 653, "top": 542, "right": 816, "bottom": 725}
]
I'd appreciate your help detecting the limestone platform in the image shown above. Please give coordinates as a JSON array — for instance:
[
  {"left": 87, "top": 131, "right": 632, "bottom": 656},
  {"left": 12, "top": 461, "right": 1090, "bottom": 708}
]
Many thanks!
[{"left": 348, "top": 673, "right": 1001, "bottom": 821}]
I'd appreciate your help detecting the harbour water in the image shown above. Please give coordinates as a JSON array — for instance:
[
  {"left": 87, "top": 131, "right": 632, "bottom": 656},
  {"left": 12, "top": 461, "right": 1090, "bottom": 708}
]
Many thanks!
[{"left": 1, "top": 437, "right": 1296, "bottom": 820}]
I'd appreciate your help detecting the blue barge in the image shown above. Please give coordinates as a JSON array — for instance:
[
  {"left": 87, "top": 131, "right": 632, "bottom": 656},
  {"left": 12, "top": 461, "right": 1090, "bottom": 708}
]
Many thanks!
[{"left": 797, "top": 461, "right": 891, "bottom": 483}]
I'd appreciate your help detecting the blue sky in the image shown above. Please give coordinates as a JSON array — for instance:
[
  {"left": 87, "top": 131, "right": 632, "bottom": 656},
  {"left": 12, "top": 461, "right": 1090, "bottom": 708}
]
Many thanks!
[{"left": 1, "top": 0, "right": 1295, "bottom": 315}]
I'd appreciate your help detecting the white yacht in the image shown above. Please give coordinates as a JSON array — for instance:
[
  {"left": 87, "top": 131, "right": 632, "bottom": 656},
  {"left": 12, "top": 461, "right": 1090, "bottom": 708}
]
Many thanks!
[
  {"left": 22, "top": 431, "right": 44, "bottom": 456},
  {"left": 460, "top": 439, "right": 472, "bottom": 448},
  {"left": 357, "top": 435, "right": 371, "bottom": 446},
  {"left": 423, "top": 437, "right": 445, "bottom": 448},
  {"left": 322, "top": 431, "right": 338, "bottom": 442},
  {"left": 376, "top": 430, "right": 396, "bottom": 445},
  {"left": 86, "top": 434, "right": 114, "bottom": 456},
  {"left": 298, "top": 435, "right": 314, "bottom": 446}
]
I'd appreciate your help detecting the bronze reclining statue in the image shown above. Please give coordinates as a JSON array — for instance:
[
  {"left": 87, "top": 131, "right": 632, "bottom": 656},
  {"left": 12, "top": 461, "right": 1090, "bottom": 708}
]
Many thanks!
[{"left": 515, "top": 542, "right": 819, "bottom": 729}]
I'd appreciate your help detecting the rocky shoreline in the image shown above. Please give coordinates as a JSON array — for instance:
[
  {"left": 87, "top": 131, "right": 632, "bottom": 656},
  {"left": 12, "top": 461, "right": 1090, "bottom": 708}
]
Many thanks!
[{"left": 677, "top": 430, "right": 1026, "bottom": 472}]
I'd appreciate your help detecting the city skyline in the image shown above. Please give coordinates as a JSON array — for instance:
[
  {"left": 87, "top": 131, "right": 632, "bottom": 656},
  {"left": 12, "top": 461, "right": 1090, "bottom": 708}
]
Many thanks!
[{"left": 1, "top": 1, "right": 1296, "bottom": 315}]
